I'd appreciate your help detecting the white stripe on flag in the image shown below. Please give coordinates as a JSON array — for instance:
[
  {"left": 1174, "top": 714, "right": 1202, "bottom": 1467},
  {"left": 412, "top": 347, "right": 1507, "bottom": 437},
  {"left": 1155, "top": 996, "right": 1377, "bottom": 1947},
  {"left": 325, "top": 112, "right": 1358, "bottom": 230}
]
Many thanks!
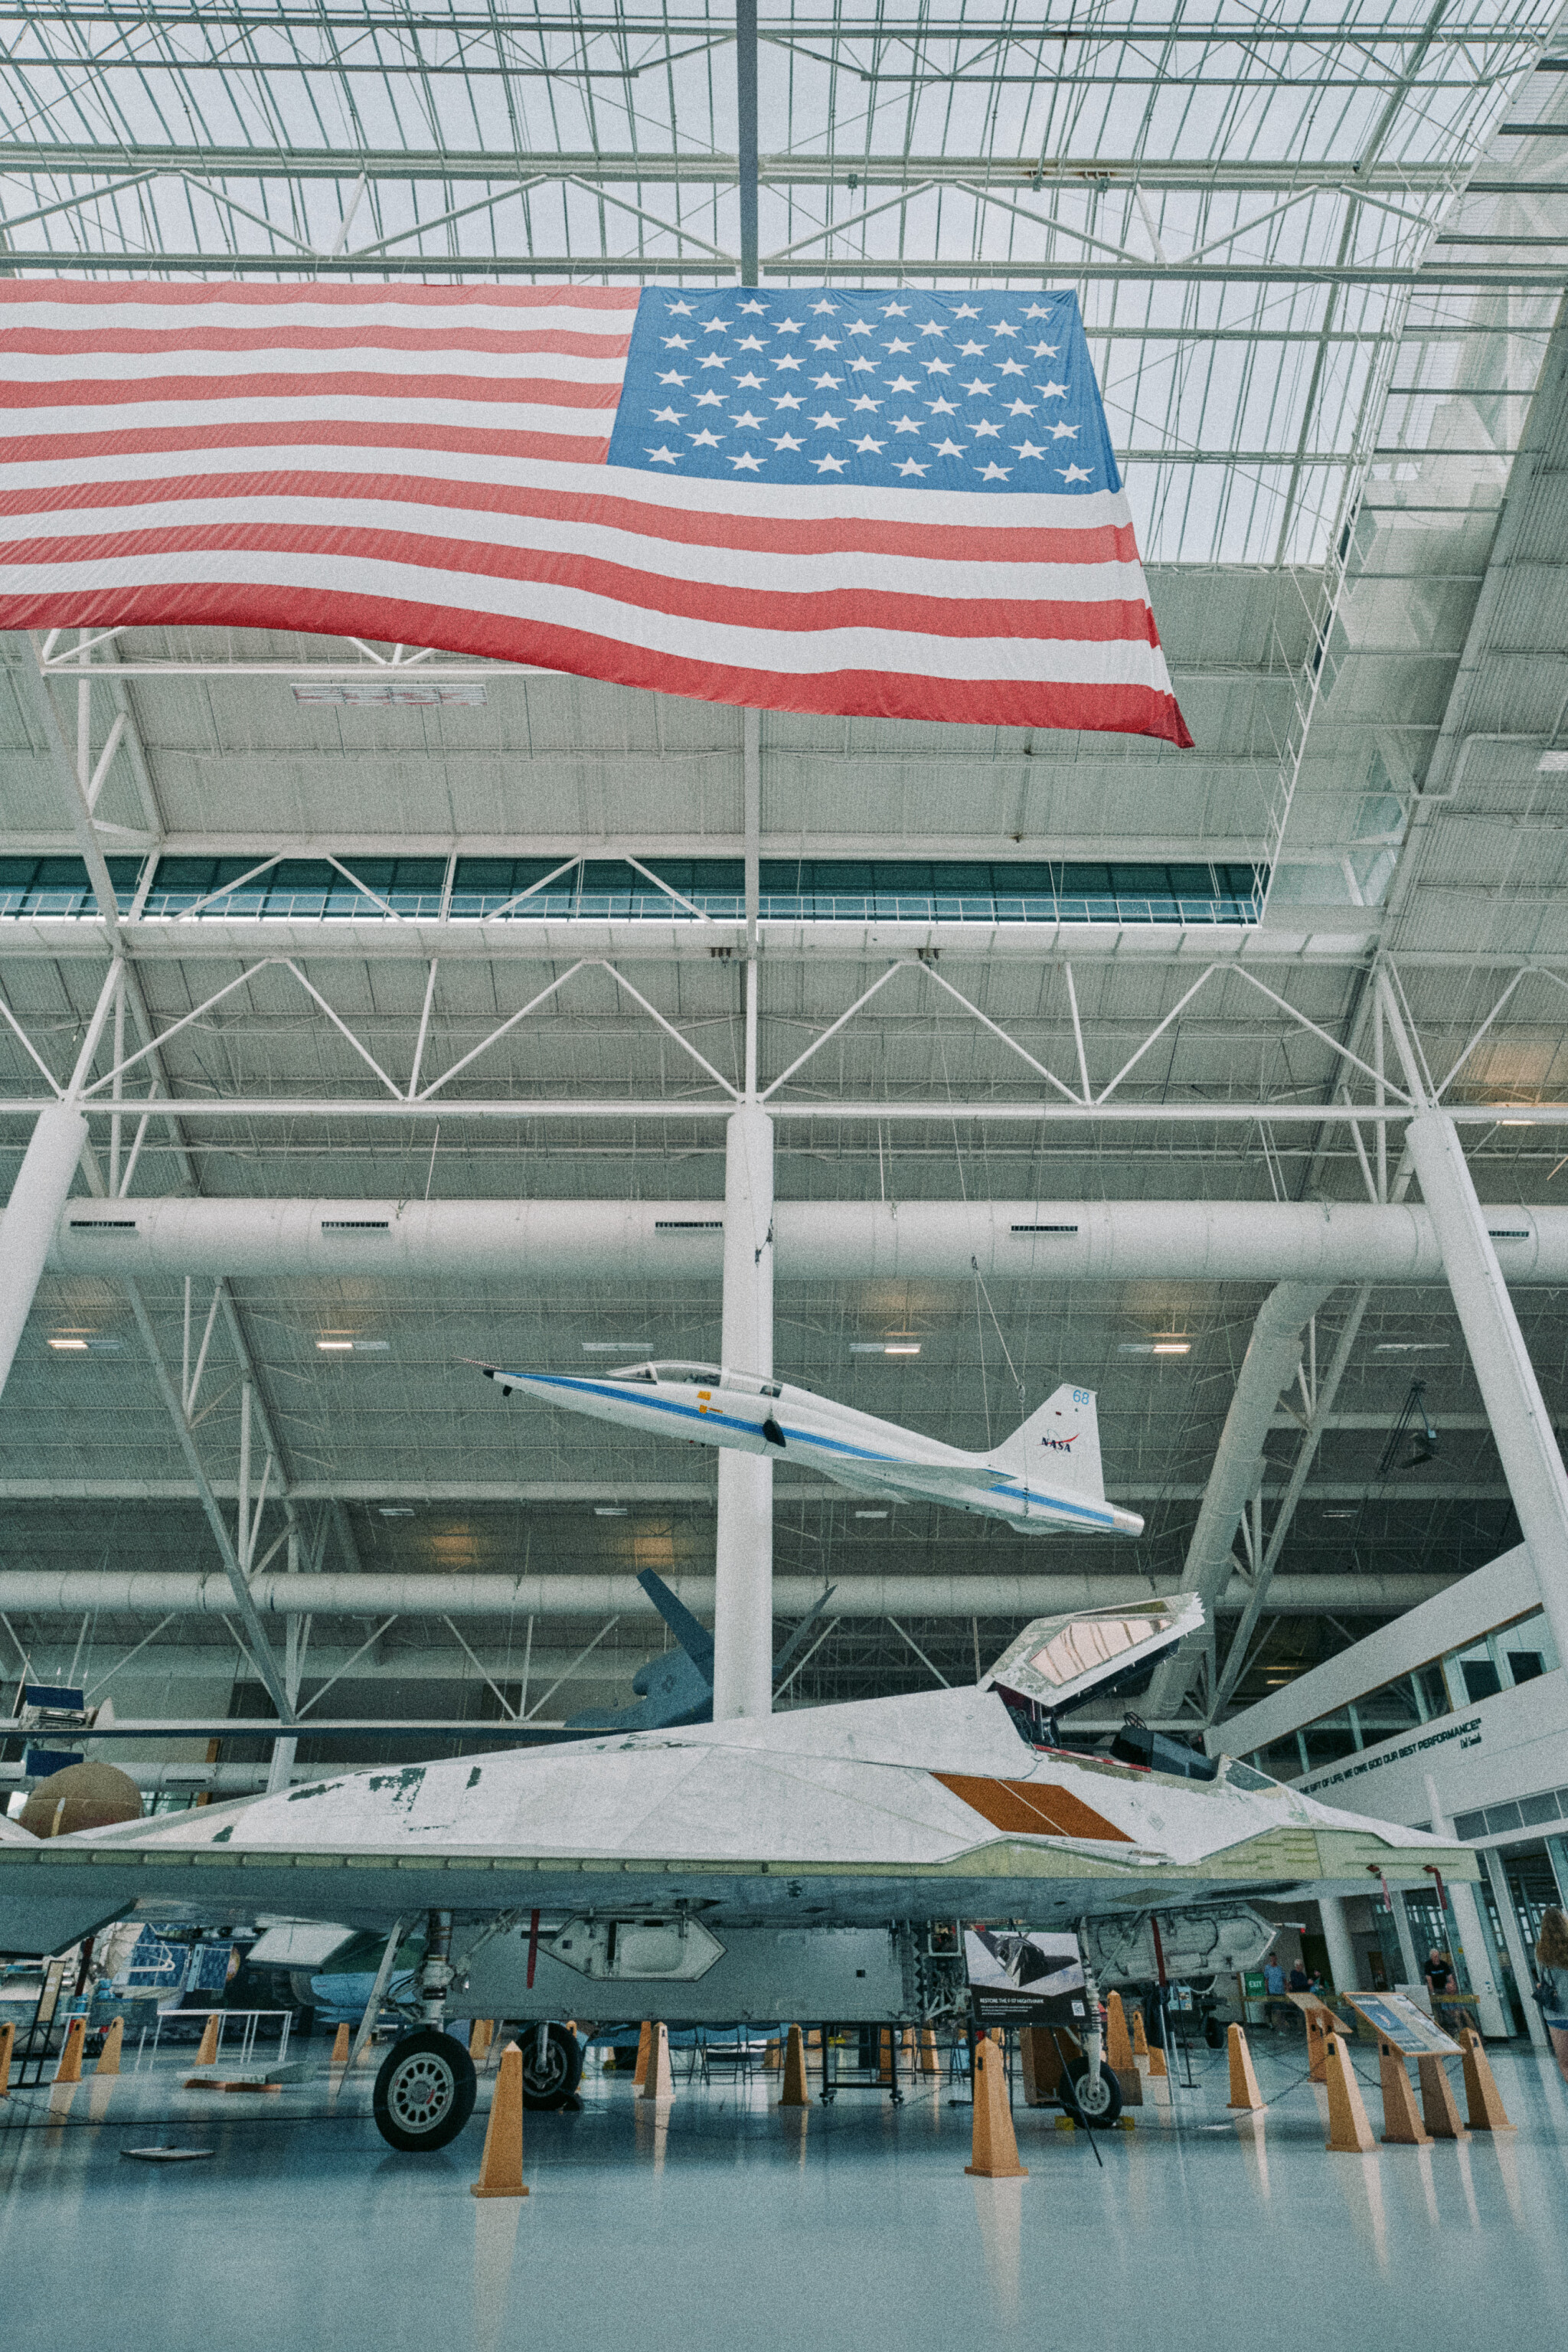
[
  {"left": 0, "top": 545, "right": 1173, "bottom": 687},
  {"left": 0, "top": 494, "right": 1155, "bottom": 603}
]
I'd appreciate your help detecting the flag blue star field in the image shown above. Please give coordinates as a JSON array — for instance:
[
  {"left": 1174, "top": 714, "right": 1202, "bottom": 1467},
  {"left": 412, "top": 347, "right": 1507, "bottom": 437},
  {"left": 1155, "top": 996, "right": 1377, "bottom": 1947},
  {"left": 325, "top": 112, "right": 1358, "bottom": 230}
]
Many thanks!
[{"left": 0, "top": 279, "right": 1189, "bottom": 741}]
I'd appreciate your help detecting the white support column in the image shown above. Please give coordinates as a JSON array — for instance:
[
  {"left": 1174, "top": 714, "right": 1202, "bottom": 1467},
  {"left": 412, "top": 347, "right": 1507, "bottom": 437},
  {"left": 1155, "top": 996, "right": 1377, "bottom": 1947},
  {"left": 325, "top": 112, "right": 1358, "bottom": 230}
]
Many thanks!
[
  {"left": 1424, "top": 1772, "right": 1510, "bottom": 2038},
  {"left": 265, "top": 1521, "right": 302, "bottom": 1796},
  {"left": 1389, "top": 1890, "right": 1423, "bottom": 1988},
  {"left": 0, "top": 1102, "right": 88, "bottom": 1405},
  {"left": 1317, "top": 1894, "right": 1359, "bottom": 2001},
  {"left": 1481, "top": 1847, "right": 1550, "bottom": 2051},
  {"left": 1405, "top": 1107, "right": 1568, "bottom": 1679},
  {"left": 711, "top": 1007, "right": 775, "bottom": 1720}
]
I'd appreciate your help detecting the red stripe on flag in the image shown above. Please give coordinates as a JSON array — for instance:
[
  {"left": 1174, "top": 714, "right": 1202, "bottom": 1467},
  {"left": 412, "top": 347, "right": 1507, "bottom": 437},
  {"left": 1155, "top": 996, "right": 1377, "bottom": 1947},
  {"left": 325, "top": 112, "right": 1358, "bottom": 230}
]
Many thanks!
[
  {"left": 0, "top": 370, "right": 623, "bottom": 412},
  {"left": 0, "top": 579, "right": 1194, "bottom": 742},
  {"left": 0, "top": 519, "right": 1163, "bottom": 645},
  {"left": 0, "top": 424, "right": 616, "bottom": 469}
]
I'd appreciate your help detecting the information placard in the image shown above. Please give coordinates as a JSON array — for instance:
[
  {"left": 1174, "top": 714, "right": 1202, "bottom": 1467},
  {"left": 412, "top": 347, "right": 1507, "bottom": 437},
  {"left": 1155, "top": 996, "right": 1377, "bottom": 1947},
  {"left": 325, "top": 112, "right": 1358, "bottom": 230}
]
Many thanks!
[
  {"left": 965, "top": 1929, "right": 1090, "bottom": 2027},
  {"left": 1343, "top": 1991, "right": 1462, "bottom": 2057}
]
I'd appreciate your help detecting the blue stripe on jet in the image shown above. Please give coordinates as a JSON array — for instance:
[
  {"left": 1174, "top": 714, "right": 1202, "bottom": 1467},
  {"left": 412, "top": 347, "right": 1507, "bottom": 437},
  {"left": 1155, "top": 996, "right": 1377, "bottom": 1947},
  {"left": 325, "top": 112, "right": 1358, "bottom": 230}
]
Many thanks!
[{"left": 503, "top": 1374, "right": 1114, "bottom": 1526}]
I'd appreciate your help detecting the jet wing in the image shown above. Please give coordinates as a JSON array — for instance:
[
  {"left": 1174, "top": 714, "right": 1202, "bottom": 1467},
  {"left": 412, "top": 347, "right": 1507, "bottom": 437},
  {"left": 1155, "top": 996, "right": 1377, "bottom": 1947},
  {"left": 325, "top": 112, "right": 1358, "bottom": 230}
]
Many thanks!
[{"left": 812, "top": 1457, "right": 1008, "bottom": 1501}]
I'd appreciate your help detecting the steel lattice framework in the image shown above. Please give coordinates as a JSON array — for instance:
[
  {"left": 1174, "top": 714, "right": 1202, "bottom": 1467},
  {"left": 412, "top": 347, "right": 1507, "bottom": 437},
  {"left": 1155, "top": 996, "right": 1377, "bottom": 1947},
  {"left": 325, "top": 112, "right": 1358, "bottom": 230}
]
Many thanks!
[{"left": 2, "top": 3, "right": 1568, "bottom": 1751}]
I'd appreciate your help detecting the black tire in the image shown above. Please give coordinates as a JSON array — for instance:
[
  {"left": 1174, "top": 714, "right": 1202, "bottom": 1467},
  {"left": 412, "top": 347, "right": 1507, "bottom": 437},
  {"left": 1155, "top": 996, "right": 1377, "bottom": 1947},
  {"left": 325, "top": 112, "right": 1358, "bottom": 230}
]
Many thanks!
[
  {"left": 372, "top": 2029, "right": 477, "bottom": 2152},
  {"left": 518, "top": 2021, "right": 584, "bottom": 2112},
  {"left": 1060, "top": 2056, "right": 1123, "bottom": 2128}
]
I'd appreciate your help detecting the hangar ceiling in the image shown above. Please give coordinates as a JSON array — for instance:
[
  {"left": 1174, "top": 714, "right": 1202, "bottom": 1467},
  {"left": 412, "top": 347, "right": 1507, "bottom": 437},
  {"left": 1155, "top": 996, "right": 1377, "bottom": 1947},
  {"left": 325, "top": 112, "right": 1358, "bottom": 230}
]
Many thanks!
[{"left": 2, "top": 2, "right": 1567, "bottom": 1759}]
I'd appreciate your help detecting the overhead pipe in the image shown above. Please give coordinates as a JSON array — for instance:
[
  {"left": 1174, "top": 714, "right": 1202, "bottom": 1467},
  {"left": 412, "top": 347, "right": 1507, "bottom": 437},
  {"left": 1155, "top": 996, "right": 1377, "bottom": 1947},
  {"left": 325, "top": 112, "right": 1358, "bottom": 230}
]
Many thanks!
[
  {"left": 45, "top": 1195, "right": 1568, "bottom": 1286},
  {"left": 0, "top": 1570, "right": 1449, "bottom": 1619}
]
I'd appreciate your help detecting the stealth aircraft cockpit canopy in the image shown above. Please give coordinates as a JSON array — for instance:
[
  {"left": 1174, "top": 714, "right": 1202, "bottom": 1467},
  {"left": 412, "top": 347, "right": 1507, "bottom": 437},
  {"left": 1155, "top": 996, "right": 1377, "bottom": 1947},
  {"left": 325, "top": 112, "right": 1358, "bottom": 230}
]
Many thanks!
[{"left": 986, "top": 1594, "right": 1206, "bottom": 1711}]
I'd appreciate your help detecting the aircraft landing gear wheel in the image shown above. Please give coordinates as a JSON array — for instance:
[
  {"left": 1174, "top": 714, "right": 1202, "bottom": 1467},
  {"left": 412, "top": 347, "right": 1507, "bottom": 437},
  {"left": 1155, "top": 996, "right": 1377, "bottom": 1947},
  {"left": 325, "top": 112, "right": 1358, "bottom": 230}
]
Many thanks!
[
  {"left": 1060, "top": 2058, "right": 1122, "bottom": 2128},
  {"left": 520, "top": 2021, "right": 583, "bottom": 2112},
  {"left": 372, "top": 2028, "right": 477, "bottom": 2151}
]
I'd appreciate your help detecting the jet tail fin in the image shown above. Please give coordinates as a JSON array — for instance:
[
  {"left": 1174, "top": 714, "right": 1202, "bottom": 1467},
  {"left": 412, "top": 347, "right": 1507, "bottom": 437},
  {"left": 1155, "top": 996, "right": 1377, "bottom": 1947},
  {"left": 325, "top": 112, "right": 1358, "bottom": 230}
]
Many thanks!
[{"left": 989, "top": 1382, "right": 1104, "bottom": 1498}]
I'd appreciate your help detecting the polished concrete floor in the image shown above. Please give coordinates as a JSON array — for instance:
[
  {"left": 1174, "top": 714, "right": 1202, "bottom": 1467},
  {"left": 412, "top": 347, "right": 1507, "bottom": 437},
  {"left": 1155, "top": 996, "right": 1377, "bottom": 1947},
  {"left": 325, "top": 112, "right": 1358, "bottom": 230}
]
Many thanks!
[{"left": 2, "top": 2034, "right": 1566, "bottom": 2352}]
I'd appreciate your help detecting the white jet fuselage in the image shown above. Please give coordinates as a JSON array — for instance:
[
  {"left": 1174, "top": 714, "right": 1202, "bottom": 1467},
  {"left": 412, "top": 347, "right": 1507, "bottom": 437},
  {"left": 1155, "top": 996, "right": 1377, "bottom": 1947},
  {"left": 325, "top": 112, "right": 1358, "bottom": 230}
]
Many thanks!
[{"left": 487, "top": 1361, "right": 1143, "bottom": 1537}]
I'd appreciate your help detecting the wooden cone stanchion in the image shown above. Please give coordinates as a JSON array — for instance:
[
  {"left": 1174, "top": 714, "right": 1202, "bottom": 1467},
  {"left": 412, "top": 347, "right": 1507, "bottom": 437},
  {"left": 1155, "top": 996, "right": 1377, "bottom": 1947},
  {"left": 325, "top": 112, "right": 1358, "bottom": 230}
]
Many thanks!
[
  {"left": 331, "top": 2021, "right": 351, "bottom": 2065},
  {"left": 965, "top": 2037, "right": 1027, "bottom": 2179},
  {"left": 95, "top": 2017, "right": 123, "bottom": 2077},
  {"left": 54, "top": 2016, "right": 86, "bottom": 2085},
  {"left": 916, "top": 2027, "right": 939, "bottom": 2076},
  {"left": 194, "top": 2013, "right": 220, "bottom": 2068},
  {"left": 0, "top": 2018, "right": 13, "bottom": 2098},
  {"left": 1377, "top": 2040, "right": 1430, "bottom": 2145},
  {"left": 877, "top": 2027, "right": 893, "bottom": 2084},
  {"left": 470, "top": 2040, "right": 528, "bottom": 2199},
  {"left": 639, "top": 2022, "right": 676, "bottom": 2101},
  {"left": 469, "top": 2018, "right": 493, "bottom": 2061},
  {"left": 1458, "top": 2028, "right": 1515, "bottom": 2132},
  {"left": 1105, "top": 1991, "right": 1142, "bottom": 2106},
  {"left": 632, "top": 2020, "right": 653, "bottom": 2089},
  {"left": 763, "top": 2037, "right": 782, "bottom": 2073},
  {"left": 1226, "top": 2024, "right": 1265, "bottom": 2112},
  {"left": 779, "top": 2024, "right": 810, "bottom": 2109},
  {"left": 1417, "top": 2054, "right": 1469, "bottom": 2141},
  {"left": 1323, "top": 2034, "right": 1376, "bottom": 2153}
]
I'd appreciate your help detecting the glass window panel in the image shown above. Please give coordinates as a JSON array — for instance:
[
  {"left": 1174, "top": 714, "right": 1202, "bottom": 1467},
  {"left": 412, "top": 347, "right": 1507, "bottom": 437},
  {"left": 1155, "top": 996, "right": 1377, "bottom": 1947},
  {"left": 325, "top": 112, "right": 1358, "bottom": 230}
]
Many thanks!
[
  {"left": 1355, "top": 1674, "right": 1423, "bottom": 1740},
  {"left": 1302, "top": 1712, "right": 1357, "bottom": 1769},
  {"left": 1416, "top": 1662, "right": 1451, "bottom": 1720}
]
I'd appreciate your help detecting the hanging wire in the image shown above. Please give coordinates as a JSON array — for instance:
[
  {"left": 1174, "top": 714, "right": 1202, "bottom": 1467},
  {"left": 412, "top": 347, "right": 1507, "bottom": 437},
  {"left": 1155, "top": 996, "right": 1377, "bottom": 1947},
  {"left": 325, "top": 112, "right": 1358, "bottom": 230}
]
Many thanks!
[{"left": 971, "top": 1255, "right": 1027, "bottom": 1427}]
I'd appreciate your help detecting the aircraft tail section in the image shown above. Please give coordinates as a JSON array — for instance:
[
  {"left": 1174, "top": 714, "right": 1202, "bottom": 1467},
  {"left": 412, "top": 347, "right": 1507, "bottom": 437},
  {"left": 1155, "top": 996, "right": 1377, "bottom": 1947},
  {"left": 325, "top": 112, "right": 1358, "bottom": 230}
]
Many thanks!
[{"left": 989, "top": 1383, "right": 1104, "bottom": 1498}]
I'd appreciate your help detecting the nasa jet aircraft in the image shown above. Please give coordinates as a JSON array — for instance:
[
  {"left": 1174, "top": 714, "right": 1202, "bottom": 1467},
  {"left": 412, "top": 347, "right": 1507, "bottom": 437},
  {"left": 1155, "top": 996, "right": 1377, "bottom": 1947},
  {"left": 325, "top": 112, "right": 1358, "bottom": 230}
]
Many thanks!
[
  {"left": 482, "top": 1361, "right": 1144, "bottom": 1539},
  {"left": 0, "top": 1594, "right": 1478, "bottom": 2151}
]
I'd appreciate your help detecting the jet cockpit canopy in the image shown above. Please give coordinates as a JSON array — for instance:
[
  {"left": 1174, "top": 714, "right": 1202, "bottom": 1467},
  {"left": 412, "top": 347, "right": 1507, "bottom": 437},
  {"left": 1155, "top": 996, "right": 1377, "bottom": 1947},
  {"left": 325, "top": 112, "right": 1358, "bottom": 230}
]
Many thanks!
[{"left": 606, "top": 1360, "right": 783, "bottom": 1398}]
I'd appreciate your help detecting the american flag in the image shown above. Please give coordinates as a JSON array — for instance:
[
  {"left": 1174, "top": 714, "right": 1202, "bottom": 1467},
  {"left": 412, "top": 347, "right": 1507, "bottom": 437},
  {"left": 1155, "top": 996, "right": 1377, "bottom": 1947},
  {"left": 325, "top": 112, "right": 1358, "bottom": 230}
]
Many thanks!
[{"left": 0, "top": 279, "right": 1189, "bottom": 742}]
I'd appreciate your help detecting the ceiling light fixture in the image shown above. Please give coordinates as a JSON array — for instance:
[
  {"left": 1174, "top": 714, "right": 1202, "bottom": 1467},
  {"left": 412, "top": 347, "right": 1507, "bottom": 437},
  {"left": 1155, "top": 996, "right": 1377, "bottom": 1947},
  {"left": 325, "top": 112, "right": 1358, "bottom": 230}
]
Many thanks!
[
  {"left": 593, "top": 1505, "right": 629, "bottom": 1517},
  {"left": 316, "top": 1339, "right": 354, "bottom": 1351},
  {"left": 47, "top": 1337, "right": 89, "bottom": 1352},
  {"left": 582, "top": 1341, "right": 651, "bottom": 1354},
  {"left": 1119, "top": 1340, "right": 1191, "bottom": 1356},
  {"left": 850, "top": 1340, "right": 921, "bottom": 1356},
  {"left": 377, "top": 1506, "right": 414, "bottom": 1519},
  {"left": 854, "top": 1509, "right": 889, "bottom": 1520},
  {"left": 1152, "top": 1341, "right": 1191, "bottom": 1356},
  {"left": 1373, "top": 1341, "right": 1448, "bottom": 1354}
]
